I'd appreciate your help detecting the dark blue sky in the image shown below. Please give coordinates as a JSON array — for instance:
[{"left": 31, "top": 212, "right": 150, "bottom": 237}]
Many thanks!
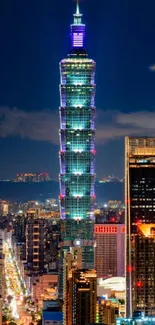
[{"left": 0, "top": 0, "right": 155, "bottom": 179}]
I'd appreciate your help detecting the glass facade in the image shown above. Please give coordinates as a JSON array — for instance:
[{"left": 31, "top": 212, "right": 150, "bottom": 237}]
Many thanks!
[
  {"left": 59, "top": 2, "right": 96, "bottom": 268},
  {"left": 58, "top": 4, "right": 96, "bottom": 299},
  {"left": 125, "top": 137, "right": 155, "bottom": 317},
  {"left": 66, "top": 269, "right": 97, "bottom": 325}
]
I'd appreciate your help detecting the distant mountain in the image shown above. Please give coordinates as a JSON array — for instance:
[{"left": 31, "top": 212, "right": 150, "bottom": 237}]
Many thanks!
[{"left": 0, "top": 181, "right": 124, "bottom": 203}]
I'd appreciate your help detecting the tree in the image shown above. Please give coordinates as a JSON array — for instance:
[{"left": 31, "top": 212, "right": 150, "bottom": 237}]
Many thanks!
[
  {"left": 8, "top": 322, "right": 18, "bottom": 325},
  {"left": 2, "top": 315, "right": 8, "bottom": 323},
  {"left": 36, "top": 319, "right": 42, "bottom": 325},
  {"left": 118, "top": 298, "right": 125, "bottom": 305}
]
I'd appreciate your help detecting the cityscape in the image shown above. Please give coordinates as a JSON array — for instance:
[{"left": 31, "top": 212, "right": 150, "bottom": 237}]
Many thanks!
[{"left": 0, "top": 1, "right": 155, "bottom": 325}]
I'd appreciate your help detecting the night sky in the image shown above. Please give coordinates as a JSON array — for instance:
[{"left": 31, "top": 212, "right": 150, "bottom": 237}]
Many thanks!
[{"left": 0, "top": 0, "right": 155, "bottom": 180}]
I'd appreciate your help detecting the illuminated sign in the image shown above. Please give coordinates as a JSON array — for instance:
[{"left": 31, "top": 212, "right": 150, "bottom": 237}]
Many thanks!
[
  {"left": 95, "top": 225, "right": 126, "bottom": 234},
  {"left": 73, "top": 32, "right": 83, "bottom": 47},
  {"left": 95, "top": 226, "right": 117, "bottom": 234}
]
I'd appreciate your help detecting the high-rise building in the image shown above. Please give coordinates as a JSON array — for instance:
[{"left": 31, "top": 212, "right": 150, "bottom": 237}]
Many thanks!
[
  {"left": 66, "top": 268, "right": 97, "bottom": 325},
  {"left": 59, "top": 1, "right": 96, "bottom": 295},
  {"left": 26, "top": 211, "right": 46, "bottom": 274},
  {"left": 125, "top": 137, "right": 155, "bottom": 317},
  {"left": 95, "top": 224, "right": 125, "bottom": 278},
  {"left": 63, "top": 247, "right": 83, "bottom": 325},
  {"left": 13, "top": 215, "right": 27, "bottom": 243},
  {"left": 13, "top": 215, "right": 27, "bottom": 260},
  {"left": 45, "top": 218, "right": 60, "bottom": 272}
]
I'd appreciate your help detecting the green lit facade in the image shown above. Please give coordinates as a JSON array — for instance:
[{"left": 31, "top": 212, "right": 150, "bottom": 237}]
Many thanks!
[{"left": 59, "top": 2, "right": 96, "bottom": 271}]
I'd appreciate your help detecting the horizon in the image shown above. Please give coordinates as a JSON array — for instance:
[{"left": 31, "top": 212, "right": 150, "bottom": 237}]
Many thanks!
[{"left": 0, "top": 0, "right": 155, "bottom": 178}]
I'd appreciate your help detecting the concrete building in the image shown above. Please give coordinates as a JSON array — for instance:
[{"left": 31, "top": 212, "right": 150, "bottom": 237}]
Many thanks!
[
  {"left": 31, "top": 274, "right": 58, "bottom": 310},
  {"left": 26, "top": 214, "right": 46, "bottom": 274},
  {"left": 95, "top": 224, "right": 125, "bottom": 278}
]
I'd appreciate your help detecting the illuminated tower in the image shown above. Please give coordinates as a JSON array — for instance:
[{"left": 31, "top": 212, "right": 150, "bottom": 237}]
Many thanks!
[
  {"left": 125, "top": 137, "right": 155, "bottom": 317},
  {"left": 59, "top": 0, "right": 96, "bottom": 293}
]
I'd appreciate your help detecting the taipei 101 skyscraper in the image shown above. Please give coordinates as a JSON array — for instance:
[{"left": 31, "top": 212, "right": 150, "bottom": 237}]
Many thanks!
[{"left": 59, "top": 1, "right": 96, "bottom": 293}]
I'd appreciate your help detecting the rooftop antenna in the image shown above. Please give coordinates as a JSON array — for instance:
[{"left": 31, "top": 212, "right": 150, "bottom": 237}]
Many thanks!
[{"left": 76, "top": 0, "right": 80, "bottom": 15}]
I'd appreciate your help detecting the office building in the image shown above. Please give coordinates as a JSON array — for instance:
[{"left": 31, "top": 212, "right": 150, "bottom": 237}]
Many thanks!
[
  {"left": 63, "top": 247, "right": 82, "bottom": 324},
  {"left": 125, "top": 137, "right": 155, "bottom": 317},
  {"left": 13, "top": 215, "right": 27, "bottom": 260},
  {"left": 26, "top": 212, "right": 46, "bottom": 274},
  {"left": 66, "top": 268, "right": 97, "bottom": 325},
  {"left": 59, "top": 1, "right": 96, "bottom": 293},
  {"left": 13, "top": 215, "right": 27, "bottom": 242},
  {"left": 95, "top": 224, "right": 125, "bottom": 278},
  {"left": 45, "top": 218, "right": 60, "bottom": 272}
]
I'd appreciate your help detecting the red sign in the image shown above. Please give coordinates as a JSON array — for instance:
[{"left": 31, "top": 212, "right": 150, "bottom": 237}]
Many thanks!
[{"left": 95, "top": 226, "right": 117, "bottom": 234}]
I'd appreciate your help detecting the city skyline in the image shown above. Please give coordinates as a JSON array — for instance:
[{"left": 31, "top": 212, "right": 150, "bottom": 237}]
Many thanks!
[
  {"left": 1, "top": 2, "right": 155, "bottom": 323},
  {"left": 0, "top": 0, "right": 155, "bottom": 179}
]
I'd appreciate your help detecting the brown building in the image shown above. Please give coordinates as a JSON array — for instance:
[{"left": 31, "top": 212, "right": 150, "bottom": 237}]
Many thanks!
[
  {"left": 31, "top": 274, "right": 58, "bottom": 309},
  {"left": 95, "top": 224, "right": 125, "bottom": 278},
  {"left": 65, "top": 268, "right": 97, "bottom": 325},
  {"left": 63, "top": 247, "right": 82, "bottom": 325},
  {"left": 26, "top": 211, "right": 46, "bottom": 274}
]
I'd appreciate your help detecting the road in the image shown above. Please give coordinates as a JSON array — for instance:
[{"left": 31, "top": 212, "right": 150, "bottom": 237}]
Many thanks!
[{"left": 3, "top": 238, "right": 31, "bottom": 325}]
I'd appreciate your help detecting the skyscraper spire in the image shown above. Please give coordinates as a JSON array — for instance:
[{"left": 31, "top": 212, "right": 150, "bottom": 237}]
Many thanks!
[
  {"left": 71, "top": 0, "right": 85, "bottom": 49},
  {"left": 76, "top": 0, "right": 80, "bottom": 15},
  {"left": 73, "top": 0, "right": 83, "bottom": 25}
]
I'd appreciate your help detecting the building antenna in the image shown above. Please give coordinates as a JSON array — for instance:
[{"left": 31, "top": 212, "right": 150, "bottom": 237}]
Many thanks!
[{"left": 76, "top": 0, "right": 80, "bottom": 15}]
